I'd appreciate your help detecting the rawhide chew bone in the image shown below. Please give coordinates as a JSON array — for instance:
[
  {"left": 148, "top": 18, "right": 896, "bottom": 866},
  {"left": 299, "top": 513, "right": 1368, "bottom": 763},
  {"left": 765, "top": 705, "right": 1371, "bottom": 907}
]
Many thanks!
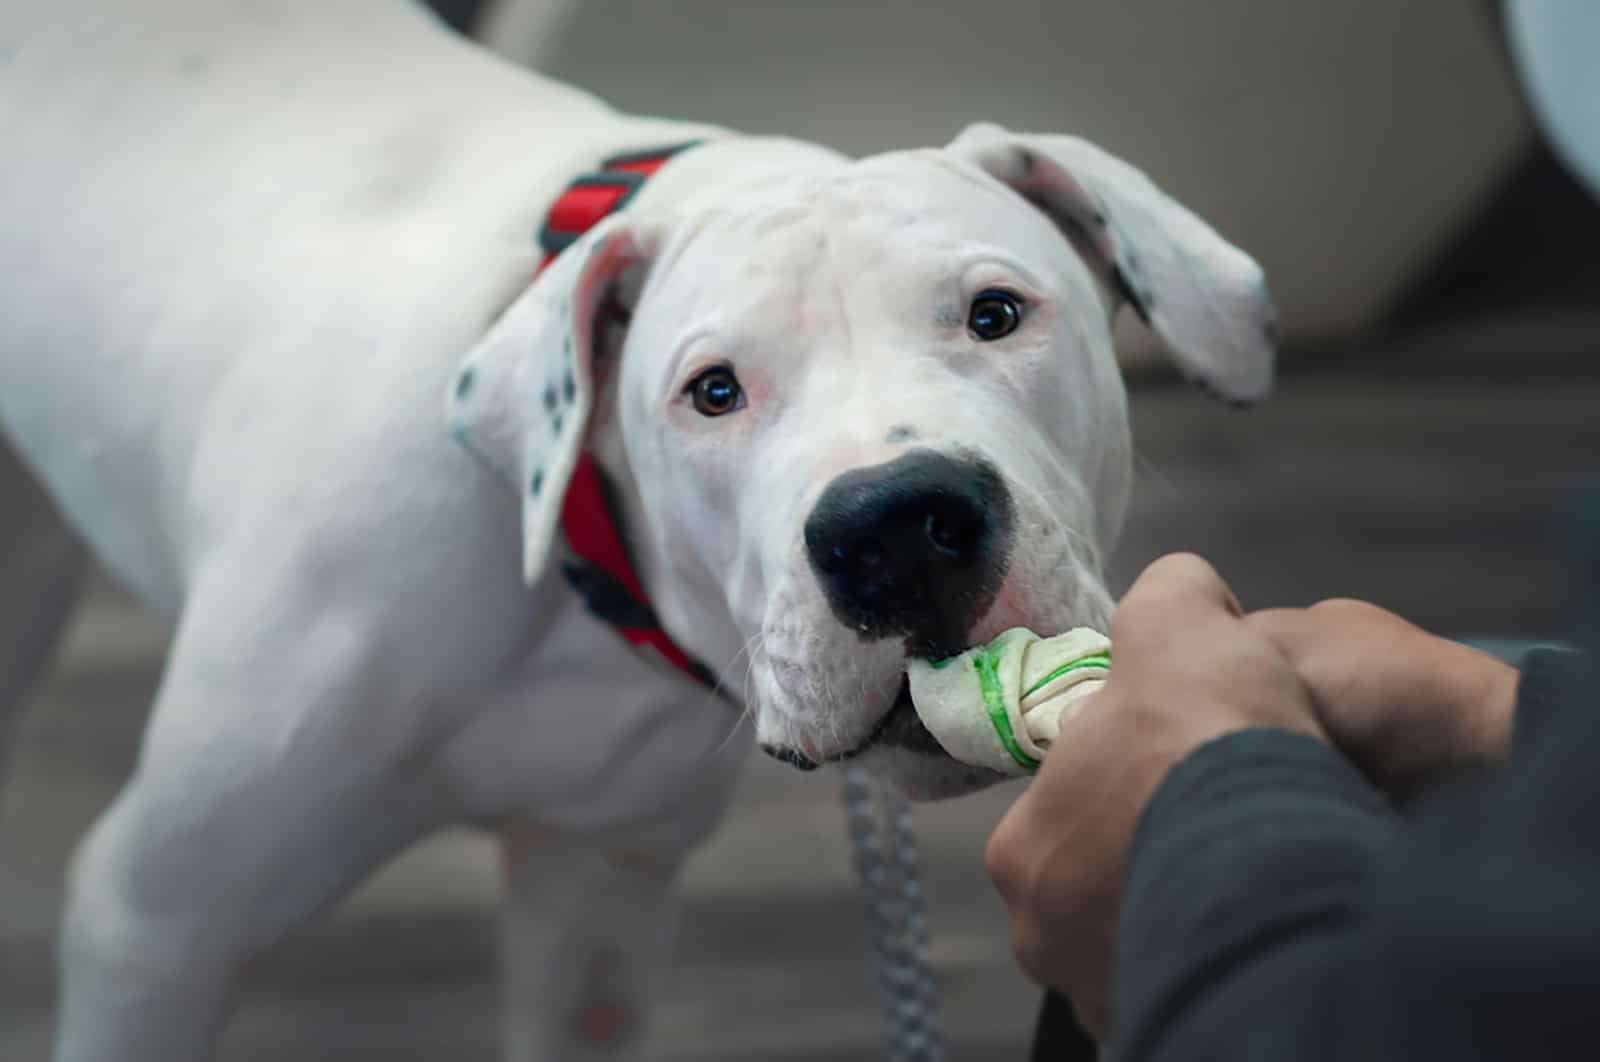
[{"left": 906, "top": 627, "right": 1110, "bottom": 775}]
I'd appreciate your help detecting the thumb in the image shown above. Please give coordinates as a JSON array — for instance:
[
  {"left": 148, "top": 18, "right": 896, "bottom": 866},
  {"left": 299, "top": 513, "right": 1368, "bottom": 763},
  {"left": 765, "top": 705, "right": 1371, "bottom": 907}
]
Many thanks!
[{"left": 1116, "top": 553, "right": 1242, "bottom": 640}]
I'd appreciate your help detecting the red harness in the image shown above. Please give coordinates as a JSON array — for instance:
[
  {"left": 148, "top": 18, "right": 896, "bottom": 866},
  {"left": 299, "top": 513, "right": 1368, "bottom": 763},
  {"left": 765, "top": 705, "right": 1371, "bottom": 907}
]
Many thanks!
[{"left": 537, "top": 141, "right": 716, "bottom": 690}]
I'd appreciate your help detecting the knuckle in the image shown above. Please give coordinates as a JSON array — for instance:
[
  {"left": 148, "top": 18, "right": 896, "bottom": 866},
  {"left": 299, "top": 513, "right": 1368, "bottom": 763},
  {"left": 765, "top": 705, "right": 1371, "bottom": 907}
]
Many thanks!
[
  {"left": 1115, "top": 552, "right": 1233, "bottom": 640},
  {"left": 1246, "top": 606, "right": 1298, "bottom": 633},
  {"left": 1247, "top": 607, "right": 1313, "bottom": 654},
  {"left": 1150, "top": 551, "right": 1217, "bottom": 583},
  {"left": 1306, "top": 597, "right": 1412, "bottom": 643},
  {"left": 984, "top": 823, "right": 1022, "bottom": 895},
  {"left": 1131, "top": 552, "right": 1226, "bottom": 606},
  {"left": 1310, "top": 597, "right": 1379, "bottom": 620}
]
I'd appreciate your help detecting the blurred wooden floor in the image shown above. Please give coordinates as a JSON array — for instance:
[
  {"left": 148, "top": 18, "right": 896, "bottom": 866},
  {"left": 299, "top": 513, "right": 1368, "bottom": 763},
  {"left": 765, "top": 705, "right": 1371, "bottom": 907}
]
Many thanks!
[{"left": 3, "top": 323, "right": 1598, "bottom": 1061}]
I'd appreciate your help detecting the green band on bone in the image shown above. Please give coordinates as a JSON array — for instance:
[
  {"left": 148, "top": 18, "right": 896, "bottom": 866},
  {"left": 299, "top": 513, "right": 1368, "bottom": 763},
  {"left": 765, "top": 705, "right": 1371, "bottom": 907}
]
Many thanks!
[
  {"left": 973, "top": 646, "right": 1041, "bottom": 771},
  {"left": 1022, "top": 651, "right": 1111, "bottom": 699}
]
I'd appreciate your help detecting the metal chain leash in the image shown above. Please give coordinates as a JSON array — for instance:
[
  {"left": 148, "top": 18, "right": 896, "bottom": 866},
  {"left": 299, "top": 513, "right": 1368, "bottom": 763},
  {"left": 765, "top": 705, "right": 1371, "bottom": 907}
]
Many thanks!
[{"left": 842, "top": 763, "right": 946, "bottom": 1062}]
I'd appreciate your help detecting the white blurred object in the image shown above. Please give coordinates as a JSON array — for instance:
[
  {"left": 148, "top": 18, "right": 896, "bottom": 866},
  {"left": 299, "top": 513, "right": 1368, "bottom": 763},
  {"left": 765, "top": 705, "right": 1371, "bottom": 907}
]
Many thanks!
[
  {"left": 478, "top": 0, "right": 1531, "bottom": 362},
  {"left": 1506, "top": 0, "right": 1600, "bottom": 198}
]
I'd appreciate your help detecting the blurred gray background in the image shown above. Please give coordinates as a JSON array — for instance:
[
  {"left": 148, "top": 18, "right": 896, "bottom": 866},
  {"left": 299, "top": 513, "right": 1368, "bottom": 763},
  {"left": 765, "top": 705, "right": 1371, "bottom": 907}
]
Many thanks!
[{"left": 3, "top": 2, "right": 1597, "bottom": 1060}]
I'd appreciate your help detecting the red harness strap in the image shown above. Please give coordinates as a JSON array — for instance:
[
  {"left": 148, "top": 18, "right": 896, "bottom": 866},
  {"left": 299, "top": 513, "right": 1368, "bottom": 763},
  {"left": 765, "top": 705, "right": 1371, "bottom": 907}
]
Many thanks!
[{"left": 537, "top": 141, "right": 714, "bottom": 689}]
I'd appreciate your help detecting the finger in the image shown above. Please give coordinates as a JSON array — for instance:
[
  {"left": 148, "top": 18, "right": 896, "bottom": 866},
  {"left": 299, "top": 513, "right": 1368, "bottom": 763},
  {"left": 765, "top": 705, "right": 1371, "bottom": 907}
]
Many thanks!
[
  {"left": 1011, "top": 917, "right": 1048, "bottom": 985},
  {"left": 1245, "top": 607, "right": 1318, "bottom": 660},
  {"left": 1125, "top": 552, "right": 1239, "bottom": 613},
  {"left": 984, "top": 797, "right": 1032, "bottom": 902},
  {"left": 1075, "top": 994, "right": 1112, "bottom": 1045},
  {"left": 1114, "top": 553, "right": 1241, "bottom": 640},
  {"left": 1250, "top": 600, "right": 1418, "bottom": 674}
]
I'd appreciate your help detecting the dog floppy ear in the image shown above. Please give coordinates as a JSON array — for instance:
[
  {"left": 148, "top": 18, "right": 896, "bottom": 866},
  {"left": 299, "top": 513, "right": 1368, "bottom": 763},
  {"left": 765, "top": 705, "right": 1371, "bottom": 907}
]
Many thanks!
[
  {"left": 948, "top": 122, "right": 1275, "bottom": 404},
  {"left": 448, "top": 216, "right": 650, "bottom": 585}
]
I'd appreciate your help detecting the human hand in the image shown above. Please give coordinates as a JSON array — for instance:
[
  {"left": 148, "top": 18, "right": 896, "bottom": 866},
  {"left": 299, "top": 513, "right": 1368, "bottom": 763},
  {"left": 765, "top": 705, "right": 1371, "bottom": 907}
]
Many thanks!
[
  {"left": 985, "top": 553, "right": 1323, "bottom": 1039},
  {"left": 1247, "top": 599, "right": 1518, "bottom": 798}
]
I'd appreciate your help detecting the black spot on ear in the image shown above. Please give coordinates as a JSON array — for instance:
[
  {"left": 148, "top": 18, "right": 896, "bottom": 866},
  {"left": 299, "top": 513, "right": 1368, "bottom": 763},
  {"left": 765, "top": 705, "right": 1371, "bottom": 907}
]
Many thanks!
[
  {"left": 552, "top": 413, "right": 564, "bottom": 434},
  {"left": 543, "top": 384, "right": 558, "bottom": 413},
  {"left": 454, "top": 368, "right": 475, "bottom": 400},
  {"left": 1111, "top": 264, "right": 1153, "bottom": 325},
  {"left": 886, "top": 424, "right": 918, "bottom": 444},
  {"left": 1188, "top": 375, "right": 1256, "bottom": 411},
  {"left": 1088, "top": 190, "right": 1111, "bottom": 228},
  {"left": 1016, "top": 148, "right": 1036, "bottom": 176},
  {"left": 1192, "top": 372, "right": 1256, "bottom": 411},
  {"left": 563, "top": 370, "right": 576, "bottom": 403},
  {"left": 563, "top": 334, "right": 572, "bottom": 357},
  {"left": 530, "top": 468, "right": 544, "bottom": 496}
]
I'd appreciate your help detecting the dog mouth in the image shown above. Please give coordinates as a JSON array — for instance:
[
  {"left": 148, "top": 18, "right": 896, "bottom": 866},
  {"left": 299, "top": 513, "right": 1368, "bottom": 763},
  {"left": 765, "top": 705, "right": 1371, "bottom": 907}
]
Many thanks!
[
  {"left": 846, "top": 675, "right": 947, "bottom": 759},
  {"left": 760, "top": 673, "right": 948, "bottom": 772}
]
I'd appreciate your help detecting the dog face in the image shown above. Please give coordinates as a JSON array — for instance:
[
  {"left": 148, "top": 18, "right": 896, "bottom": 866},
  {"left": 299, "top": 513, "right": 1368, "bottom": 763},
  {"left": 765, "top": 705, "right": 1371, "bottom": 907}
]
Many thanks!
[{"left": 451, "top": 125, "right": 1274, "bottom": 800}]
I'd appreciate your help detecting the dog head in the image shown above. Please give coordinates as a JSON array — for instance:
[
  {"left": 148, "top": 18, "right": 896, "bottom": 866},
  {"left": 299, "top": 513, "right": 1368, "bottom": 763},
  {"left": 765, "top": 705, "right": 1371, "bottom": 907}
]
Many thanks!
[{"left": 450, "top": 124, "right": 1273, "bottom": 799}]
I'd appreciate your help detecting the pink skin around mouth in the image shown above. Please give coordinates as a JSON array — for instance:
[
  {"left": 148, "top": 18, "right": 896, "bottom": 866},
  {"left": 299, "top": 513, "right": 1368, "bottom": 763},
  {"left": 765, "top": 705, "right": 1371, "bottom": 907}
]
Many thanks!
[
  {"left": 792, "top": 575, "right": 1040, "bottom": 765},
  {"left": 969, "top": 574, "right": 1033, "bottom": 647},
  {"left": 787, "top": 569, "right": 1049, "bottom": 767}
]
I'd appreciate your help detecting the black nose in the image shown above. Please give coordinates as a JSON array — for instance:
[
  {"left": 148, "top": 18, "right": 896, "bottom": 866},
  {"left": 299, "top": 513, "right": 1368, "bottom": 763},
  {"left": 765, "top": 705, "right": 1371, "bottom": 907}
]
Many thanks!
[{"left": 804, "top": 449, "right": 1014, "bottom": 659}]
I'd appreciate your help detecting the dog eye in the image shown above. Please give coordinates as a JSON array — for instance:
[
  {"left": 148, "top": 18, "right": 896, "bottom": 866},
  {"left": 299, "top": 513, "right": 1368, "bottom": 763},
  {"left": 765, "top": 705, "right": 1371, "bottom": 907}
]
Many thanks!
[
  {"left": 968, "top": 289, "right": 1024, "bottom": 341},
  {"left": 687, "top": 366, "right": 745, "bottom": 417}
]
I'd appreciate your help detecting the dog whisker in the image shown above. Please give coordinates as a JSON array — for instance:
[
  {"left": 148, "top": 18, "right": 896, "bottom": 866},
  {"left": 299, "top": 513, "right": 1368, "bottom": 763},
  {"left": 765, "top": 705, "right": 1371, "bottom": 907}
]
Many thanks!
[
  {"left": 1015, "top": 479, "right": 1105, "bottom": 573},
  {"left": 699, "top": 628, "right": 771, "bottom": 759}
]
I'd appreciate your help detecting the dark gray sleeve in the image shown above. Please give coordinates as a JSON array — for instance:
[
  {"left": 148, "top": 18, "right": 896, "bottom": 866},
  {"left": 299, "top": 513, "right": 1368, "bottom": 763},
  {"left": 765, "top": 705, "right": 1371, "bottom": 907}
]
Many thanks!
[
  {"left": 1108, "top": 647, "right": 1600, "bottom": 1062},
  {"left": 1510, "top": 647, "right": 1589, "bottom": 748},
  {"left": 1108, "top": 729, "right": 1394, "bottom": 1061}
]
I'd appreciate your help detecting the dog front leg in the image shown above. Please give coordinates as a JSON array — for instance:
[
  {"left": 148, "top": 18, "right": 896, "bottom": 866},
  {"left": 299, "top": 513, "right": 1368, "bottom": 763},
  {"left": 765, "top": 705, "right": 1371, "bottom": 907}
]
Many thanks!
[
  {"left": 0, "top": 434, "right": 86, "bottom": 798},
  {"left": 497, "top": 825, "right": 687, "bottom": 1062},
  {"left": 55, "top": 778, "right": 441, "bottom": 1062},
  {"left": 52, "top": 584, "right": 447, "bottom": 1062}
]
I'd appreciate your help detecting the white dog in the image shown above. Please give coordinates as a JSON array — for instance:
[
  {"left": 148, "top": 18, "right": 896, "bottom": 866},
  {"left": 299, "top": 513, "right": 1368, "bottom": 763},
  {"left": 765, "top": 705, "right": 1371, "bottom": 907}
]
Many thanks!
[{"left": 0, "top": 1, "right": 1273, "bottom": 1058}]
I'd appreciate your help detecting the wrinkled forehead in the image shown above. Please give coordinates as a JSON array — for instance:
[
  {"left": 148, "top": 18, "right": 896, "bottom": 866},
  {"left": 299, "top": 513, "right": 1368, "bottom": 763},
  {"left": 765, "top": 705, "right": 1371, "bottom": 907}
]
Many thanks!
[{"left": 650, "top": 152, "right": 1077, "bottom": 323}]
